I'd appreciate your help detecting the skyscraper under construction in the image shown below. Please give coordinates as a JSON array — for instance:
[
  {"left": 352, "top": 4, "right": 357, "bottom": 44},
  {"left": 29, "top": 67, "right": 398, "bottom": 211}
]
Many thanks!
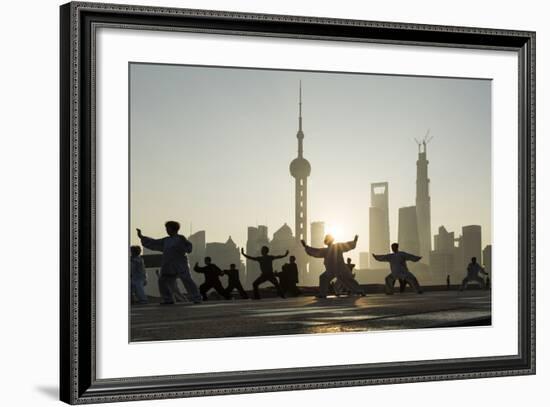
[{"left": 415, "top": 135, "right": 432, "bottom": 263}]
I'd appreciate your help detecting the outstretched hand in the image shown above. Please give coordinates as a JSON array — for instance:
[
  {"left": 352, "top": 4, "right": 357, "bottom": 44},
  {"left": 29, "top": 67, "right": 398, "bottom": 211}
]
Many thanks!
[
  {"left": 285, "top": 250, "right": 289, "bottom": 256},
  {"left": 354, "top": 234, "right": 359, "bottom": 242},
  {"left": 241, "top": 248, "right": 245, "bottom": 255},
  {"left": 300, "top": 239, "right": 306, "bottom": 247},
  {"left": 136, "top": 228, "right": 143, "bottom": 239}
]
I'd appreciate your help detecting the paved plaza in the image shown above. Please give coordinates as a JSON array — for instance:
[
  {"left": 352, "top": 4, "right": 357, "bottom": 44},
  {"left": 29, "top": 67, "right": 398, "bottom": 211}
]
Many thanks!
[{"left": 130, "top": 290, "right": 491, "bottom": 342}]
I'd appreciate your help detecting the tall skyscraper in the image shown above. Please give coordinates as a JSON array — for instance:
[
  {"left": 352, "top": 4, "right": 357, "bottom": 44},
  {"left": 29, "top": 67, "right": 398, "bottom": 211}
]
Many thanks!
[
  {"left": 359, "top": 252, "right": 370, "bottom": 270},
  {"left": 187, "top": 230, "right": 207, "bottom": 285},
  {"left": 289, "top": 82, "right": 311, "bottom": 274},
  {"left": 483, "top": 244, "right": 492, "bottom": 275},
  {"left": 309, "top": 221, "right": 325, "bottom": 285},
  {"left": 415, "top": 136, "right": 432, "bottom": 264},
  {"left": 461, "top": 225, "right": 482, "bottom": 271},
  {"left": 369, "top": 182, "right": 390, "bottom": 265},
  {"left": 398, "top": 206, "right": 420, "bottom": 255},
  {"left": 270, "top": 223, "right": 298, "bottom": 279},
  {"left": 430, "top": 226, "right": 456, "bottom": 282}
]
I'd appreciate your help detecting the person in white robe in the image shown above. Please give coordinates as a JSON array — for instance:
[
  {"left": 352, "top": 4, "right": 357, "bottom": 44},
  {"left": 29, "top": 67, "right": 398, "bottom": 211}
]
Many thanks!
[
  {"left": 137, "top": 221, "right": 202, "bottom": 304},
  {"left": 372, "top": 243, "right": 423, "bottom": 295},
  {"left": 301, "top": 234, "right": 365, "bottom": 298}
]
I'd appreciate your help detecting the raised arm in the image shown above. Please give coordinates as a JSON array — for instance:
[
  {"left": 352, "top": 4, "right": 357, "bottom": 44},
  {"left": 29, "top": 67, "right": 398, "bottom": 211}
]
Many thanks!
[
  {"left": 212, "top": 264, "right": 224, "bottom": 276},
  {"left": 301, "top": 240, "right": 327, "bottom": 259},
  {"left": 137, "top": 229, "right": 164, "bottom": 252},
  {"left": 241, "top": 248, "right": 259, "bottom": 261},
  {"left": 403, "top": 252, "right": 422, "bottom": 262},
  {"left": 340, "top": 235, "right": 359, "bottom": 252},
  {"left": 193, "top": 262, "right": 205, "bottom": 273},
  {"left": 372, "top": 253, "right": 391, "bottom": 262}
]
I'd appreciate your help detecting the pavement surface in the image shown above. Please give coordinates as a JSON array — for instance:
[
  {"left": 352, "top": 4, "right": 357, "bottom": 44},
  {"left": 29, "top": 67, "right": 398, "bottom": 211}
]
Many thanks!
[{"left": 130, "top": 290, "right": 491, "bottom": 342}]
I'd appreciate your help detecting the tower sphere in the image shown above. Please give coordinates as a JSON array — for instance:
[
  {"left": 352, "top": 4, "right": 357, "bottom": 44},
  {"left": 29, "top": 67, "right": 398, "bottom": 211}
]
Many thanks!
[{"left": 290, "top": 157, "right": 311, "bottom": 178}]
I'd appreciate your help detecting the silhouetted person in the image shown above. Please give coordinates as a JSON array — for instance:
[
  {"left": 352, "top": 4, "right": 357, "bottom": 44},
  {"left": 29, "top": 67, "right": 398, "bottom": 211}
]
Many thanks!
[
  {"left": 130, "top": 245, "right": 148, "bottom": 304},
  {"left": 392, "top": 278, "right": 408, "bottom": 293},
  {"left": 276, "top": 255, "right": 301, "bottom": 297},
  {"left": 447, "top": 275, "right": 451, "bottom": 290},
  {"left": 460, "top": 257, "right": 488, "bottom": 291},
  {"left": 194, "top": 257, "right": 231, "bottom": 301},
  {"left": 485, "top": 275, "right": 491, "bottom": 290},
  {"left": 373, "top": 243, "right": 423, "bottom": 295},
  {"left": 223, "top": 263, "right": 249, "bottom": 299},
  {"left": 333, "top": 258, "right": 357, "bottom": 295},
  {"left": 302, "top": 234, "right": 365, "bottom": 298},
  {"left": 241, "top": 246, "right": 287, "bottom": 299},
  {"left": 137, "top": 221, "right": 202, "bottom": 304}
]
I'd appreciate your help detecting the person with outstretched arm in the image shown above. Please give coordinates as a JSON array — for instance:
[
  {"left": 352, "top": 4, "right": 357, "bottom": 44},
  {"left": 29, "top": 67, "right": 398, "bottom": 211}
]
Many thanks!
[
  {"left": 372, "top": 243, "right": 423, "bottom": 295},
  {"left": 459, "top": 257, "right": 488, "bottom": 291},
  {"left": 302, "top": 234, "right": 365, "bottom": 298},
  {"left": 194, "top": 257, "right": 231, "bottom": 301},
  {"left": 241, "top": 246, "right": 288, "bottom": 299},
  {"left": 137, "top": 221, "right": 202, "bottom": 304}
]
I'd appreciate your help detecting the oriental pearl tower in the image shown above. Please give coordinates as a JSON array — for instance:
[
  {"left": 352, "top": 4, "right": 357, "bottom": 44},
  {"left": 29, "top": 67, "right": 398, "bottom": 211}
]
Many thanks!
[{"left": 289, "top": 81, "right": 311, "bottom": 247}]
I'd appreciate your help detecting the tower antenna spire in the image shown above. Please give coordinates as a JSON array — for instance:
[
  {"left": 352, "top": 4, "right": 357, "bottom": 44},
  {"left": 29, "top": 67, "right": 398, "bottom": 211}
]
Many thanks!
[{"left": 299, "top": 80, "right": 303, "bottom": 132}]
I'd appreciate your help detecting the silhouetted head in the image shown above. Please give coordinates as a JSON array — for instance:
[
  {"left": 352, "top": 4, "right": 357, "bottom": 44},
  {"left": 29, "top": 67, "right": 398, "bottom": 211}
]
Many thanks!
[
  {"left": 391, "top": 243, "right": 399, "bottom": 253},
  {"left": 261, "top": 246, "right": 269, "bottom": 255},
  {"left": 324, "top": 234, "right": 334, "bottom": 246},
  {"left": 289, "top": 255, "right": 296, "bottom": 263},
  {"left": 346, "top": 257, "right": 352, "bottom": 264},
  {"left": 471, "top": 257, "right": 477, "bottom": 264},
  {"left": 164, "top": 220, "right": 180, "bottom": 236},
  {"left": 130, "top": 245, "right": 141, "bottom": 257},
  {"left": 229, "top": 263, "right": 236, "bottom": 270},
  {"left": 205, "top": 256, "right": 212, "bottom": 265}
]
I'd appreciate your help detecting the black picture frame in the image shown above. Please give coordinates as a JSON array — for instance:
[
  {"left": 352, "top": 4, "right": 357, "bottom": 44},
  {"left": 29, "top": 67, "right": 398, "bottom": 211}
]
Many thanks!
[{"left": 60, "top": 1, "right": 536, "bottom": 404}]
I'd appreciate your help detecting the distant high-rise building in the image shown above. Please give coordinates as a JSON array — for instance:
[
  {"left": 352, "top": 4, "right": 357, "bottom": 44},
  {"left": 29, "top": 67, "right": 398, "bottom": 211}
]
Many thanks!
[
  {"left": 369, "top": 182, "right": 390, "bottom": 265},
  {"left": 309, "top": 221, "right": 325, "bottom": 285},
  {"left": 483, "top": 244, "right": 492, "bottom": 275},
  {"left": 205, "top": 236, "right": 242, "bottom": 271},
  {"left": 461, "top": 225, "right": 482, "bottom": 271},
  {"left": 430, "top": 226, "right": 456, "bottom": 282},
  {"left": 187, "top": 230, "right": 207, "bottom": 285},
  {"left": 415, "top": 136, "right": 432, "bottom": 264},
  {"left": 434, "top": 225, "right": 455, "bottom": 253},
  {"left": 289, "top": 82, "right": 311, "bottom": 275},
  {"left": 270, "top": 223, "right": 299, "bottom": 278},
  {"left": 398, "top": 206, "right": 420, "bottom": 255},
  {"left": 359, "top": 251, "right": 370, "bottom": 270}
]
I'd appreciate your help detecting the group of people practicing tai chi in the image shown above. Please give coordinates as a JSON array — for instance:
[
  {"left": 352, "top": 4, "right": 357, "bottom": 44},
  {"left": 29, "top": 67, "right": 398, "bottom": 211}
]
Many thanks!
[{"left": 130, "top": 220, "right": 489, "bottom": 305}]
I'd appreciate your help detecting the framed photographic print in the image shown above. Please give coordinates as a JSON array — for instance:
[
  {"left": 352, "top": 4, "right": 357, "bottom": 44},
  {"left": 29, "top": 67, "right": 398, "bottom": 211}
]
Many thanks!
[{"left": 60, "top": 1, "right": 535, "bottom": 404}]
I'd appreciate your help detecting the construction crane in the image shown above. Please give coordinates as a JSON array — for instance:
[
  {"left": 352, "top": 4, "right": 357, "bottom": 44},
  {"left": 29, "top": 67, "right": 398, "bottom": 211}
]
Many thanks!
[{"left": 415, "top": 129, "right": 433, "bottom": 153}]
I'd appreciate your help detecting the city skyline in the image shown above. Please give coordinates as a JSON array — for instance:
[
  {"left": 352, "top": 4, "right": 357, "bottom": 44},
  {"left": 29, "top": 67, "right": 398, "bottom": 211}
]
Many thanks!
[{"left": 130, "top": 63, "right": 492, "bottom": 264}]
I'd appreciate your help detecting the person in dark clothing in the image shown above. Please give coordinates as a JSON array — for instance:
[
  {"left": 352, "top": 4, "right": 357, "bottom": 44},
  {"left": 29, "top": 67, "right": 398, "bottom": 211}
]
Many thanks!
[
  {"left": 447, "top": 274, "right": 451, "bottom": 290},
  {"left": 241, "top": 246, "right": 288, "bottom": 299},
  {"left": 276, "top": 256, "right": 301, "bottom": 297},
  {"left": 222, "top": 263, "right": 249, "bottom": 299},
  {"left": 333, "top": 257, "right": 356, "bottom": 295},
  {"left": 194, "top": 257, "right": 231, "bottom": 301},
  {"left": 392, "top": 278, "right": 408, "bottom": 293}
]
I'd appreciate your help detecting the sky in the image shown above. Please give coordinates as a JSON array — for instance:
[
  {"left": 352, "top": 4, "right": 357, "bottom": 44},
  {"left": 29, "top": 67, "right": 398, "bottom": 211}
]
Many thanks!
[{"left": 129, "top": 63, "right": 492, "bottom": 263}]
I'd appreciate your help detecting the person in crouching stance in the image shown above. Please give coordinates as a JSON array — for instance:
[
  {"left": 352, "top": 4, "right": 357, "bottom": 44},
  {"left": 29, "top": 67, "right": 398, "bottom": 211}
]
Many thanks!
[{"left": 194, "top": 257, "right": 231, "bottom": 301}]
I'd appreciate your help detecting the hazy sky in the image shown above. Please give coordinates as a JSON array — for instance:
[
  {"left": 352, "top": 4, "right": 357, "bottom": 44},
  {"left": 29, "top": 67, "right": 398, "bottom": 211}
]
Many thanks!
[{"left": 130, "top": 63, "right": 492, "bottom": 262}]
